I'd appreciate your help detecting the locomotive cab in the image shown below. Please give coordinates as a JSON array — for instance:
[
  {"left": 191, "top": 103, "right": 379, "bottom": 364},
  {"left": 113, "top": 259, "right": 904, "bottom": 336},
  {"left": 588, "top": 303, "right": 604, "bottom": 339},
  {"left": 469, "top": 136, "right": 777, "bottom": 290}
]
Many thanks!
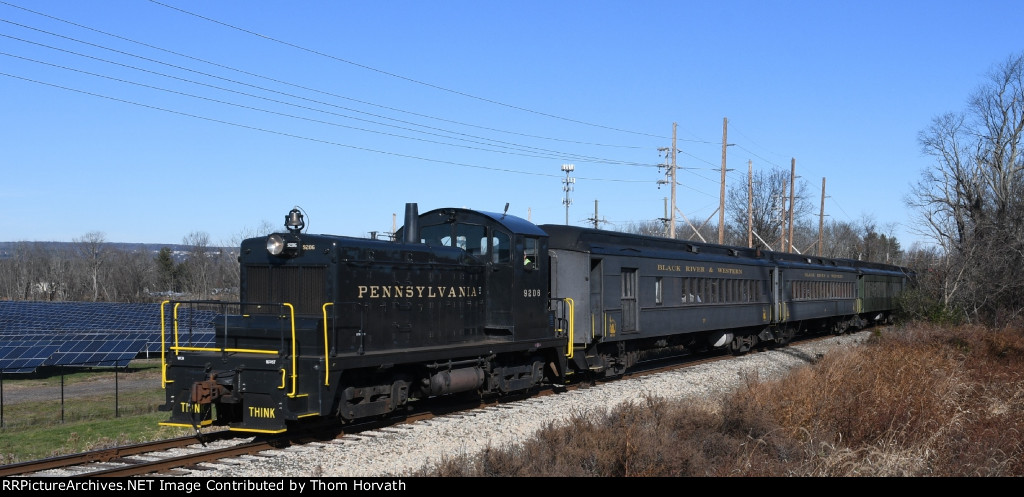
[{"left": 400, "top": 205, "right": 552, "bottom": 341}]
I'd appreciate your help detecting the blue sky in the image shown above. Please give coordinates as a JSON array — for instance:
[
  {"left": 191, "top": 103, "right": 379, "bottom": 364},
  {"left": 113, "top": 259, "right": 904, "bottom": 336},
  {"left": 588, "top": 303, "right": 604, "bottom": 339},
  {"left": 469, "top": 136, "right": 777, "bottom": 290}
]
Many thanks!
[{"left": 2, "top": 1, "right": 1021, "bottom": 249}]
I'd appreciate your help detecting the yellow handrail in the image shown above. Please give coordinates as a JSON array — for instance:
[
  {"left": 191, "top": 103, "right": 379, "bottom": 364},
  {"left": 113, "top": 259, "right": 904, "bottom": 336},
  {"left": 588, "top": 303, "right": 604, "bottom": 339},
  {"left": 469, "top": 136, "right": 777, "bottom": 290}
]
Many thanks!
[
  {"left": 167, "top": 301, "right": 282, "bottom": 356},
  {"left": 321, "top": 303, "right": 333, "bottom": 386},
  {"left": 160, "top": 300, "right": 170, "bottom": 388},
  {"left": 553, "top": 298, "right": 574, "bottom": 359},
  {"left": 172, "top": 346, "right": 278, "bottom": 354},
  {"left": 566, "top": 297, "right": 575, "bottom": 359},
  {"left": 283, "top": 303, "right": 299, "bottom": 398},
  {"left": 172, "top": 302, "right": 182, "bottom": 351}
]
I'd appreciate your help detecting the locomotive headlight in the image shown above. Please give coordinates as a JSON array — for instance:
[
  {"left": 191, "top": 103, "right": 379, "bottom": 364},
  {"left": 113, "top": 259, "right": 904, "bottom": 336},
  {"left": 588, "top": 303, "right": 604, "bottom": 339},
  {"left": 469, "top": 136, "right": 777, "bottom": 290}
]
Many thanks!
[
  {"left": 266, "top": 234, "right": 301, "bottom": 257},
  {"left": 267, "top": 234, "right": 286, "bottom": 255}
]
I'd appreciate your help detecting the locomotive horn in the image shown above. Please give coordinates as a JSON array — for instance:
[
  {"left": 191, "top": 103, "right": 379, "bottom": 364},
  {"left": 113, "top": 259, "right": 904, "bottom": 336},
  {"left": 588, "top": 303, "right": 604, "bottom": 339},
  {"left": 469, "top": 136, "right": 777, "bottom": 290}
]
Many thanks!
[{"left": 404, "top": 203, "right": 419, "bottom": 244}]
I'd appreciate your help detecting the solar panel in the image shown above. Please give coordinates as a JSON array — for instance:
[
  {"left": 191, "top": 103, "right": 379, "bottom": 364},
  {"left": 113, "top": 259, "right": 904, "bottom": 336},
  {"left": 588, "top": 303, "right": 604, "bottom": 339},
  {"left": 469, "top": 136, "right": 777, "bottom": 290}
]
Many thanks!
[
  {"left": 0, "top": 302, "right": 219, "bottom": 373},
  {"left": 48, "top": 339, "right": 146, "bottom": 368},
  {"left": 0, "top": 342, "right": 61, "bottom": 373}
]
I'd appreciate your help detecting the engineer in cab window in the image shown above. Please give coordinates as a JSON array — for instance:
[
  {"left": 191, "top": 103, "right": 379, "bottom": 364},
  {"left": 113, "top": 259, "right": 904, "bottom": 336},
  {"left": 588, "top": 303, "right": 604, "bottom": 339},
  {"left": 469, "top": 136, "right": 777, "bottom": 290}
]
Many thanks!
[{"left": 523, "top": 238, "right": 538, "bottom": 270}]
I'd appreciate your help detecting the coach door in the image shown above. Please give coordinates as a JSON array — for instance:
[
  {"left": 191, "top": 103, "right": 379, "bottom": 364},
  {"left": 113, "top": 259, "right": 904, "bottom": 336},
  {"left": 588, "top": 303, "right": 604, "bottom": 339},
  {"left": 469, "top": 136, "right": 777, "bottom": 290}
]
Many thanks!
[
  {"left": 771, "top": 268, "right": 783, "bottom": 323},
  {"left": 590, "top": 258, "right": 604, "bottom": 339},
  {"left": 621, "top": 267, "right": 638, "bottom": 332}
]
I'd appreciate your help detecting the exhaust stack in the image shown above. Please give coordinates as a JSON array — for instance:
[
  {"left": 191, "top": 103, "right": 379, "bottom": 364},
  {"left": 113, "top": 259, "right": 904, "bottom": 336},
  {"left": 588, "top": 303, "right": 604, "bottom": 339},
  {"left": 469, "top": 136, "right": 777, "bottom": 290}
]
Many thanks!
[{"left": 403, "top": 203, "right": 419, "bottom": 244}]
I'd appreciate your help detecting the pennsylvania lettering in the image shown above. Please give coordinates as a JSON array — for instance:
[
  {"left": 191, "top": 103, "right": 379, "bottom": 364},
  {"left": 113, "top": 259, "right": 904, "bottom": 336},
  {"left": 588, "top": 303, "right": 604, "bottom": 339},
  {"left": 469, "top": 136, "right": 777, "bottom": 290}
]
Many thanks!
[{"left": 357, "top": 285, "right": 482, "bottom": 299}]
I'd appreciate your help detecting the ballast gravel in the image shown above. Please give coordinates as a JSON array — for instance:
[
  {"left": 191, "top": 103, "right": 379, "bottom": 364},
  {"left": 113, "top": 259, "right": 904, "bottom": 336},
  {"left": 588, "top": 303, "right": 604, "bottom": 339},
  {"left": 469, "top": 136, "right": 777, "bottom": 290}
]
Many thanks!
[{"left": 180, "top": 331, "right": 872, "bottom": 478}]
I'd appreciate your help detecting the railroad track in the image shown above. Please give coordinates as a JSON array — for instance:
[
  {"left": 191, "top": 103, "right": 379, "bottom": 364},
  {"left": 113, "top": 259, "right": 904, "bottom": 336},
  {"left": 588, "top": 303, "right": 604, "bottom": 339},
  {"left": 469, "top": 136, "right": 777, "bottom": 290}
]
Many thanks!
[
  {"left": 1, "top": 331, "right": 842, "bottom": 477},
  {"left": 0, "top": 431, "right": 237, "bottom": 477}
]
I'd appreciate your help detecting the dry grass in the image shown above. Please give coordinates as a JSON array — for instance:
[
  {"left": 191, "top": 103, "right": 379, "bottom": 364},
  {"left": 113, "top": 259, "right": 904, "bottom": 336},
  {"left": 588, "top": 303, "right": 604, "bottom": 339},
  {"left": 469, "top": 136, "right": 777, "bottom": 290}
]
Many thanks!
[{"left": 417, "top": 323, "right": 1024, "bottom": 477}]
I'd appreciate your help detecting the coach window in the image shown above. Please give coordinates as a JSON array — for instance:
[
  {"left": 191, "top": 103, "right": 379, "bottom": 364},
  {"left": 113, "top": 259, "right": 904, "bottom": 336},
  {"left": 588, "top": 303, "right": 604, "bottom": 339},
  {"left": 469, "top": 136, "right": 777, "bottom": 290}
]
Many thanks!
[{"left": 655, "top": 277, "right": 663, "bottom": 305}]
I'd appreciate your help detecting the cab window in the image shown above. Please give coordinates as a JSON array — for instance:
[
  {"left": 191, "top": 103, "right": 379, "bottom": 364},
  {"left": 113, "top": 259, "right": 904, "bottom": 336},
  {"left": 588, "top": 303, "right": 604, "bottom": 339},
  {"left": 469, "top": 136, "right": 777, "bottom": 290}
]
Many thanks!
[
  {"left": 523, "top": 237, "right": 538, "bottom": 270},
  {"left": 490, "top": 231, "right": 511, "bottom": 264}
]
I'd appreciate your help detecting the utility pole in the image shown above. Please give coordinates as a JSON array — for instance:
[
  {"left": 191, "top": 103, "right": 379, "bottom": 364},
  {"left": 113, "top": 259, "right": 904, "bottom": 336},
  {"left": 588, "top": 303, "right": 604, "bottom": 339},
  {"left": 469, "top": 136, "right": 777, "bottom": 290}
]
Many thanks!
[
  {"left": 779, "top": 178, "right": 787, "bottom": 251},
  {"left": 656, "top": 123, "right": 679, "bottom": 239},
  {"left": 747, "top": 160, "right": 753, "bottom": 249},
  {"left": 719, "top": 117, "right": 728, "bottom": 244},
  {"left": 818, "top": 177, "right": 826, "bottom": 256},
  {"left": 787, "top": 158, "right": 796, "bottom": 253},
  {"left": 662, "top": 198, "right": 670, "bottom": 236},
  {"left": 561, "top": 163, "right": 575, "bottom": 225},
  {"left": 671, "top": 123, "right": 677, "bottom": 239},
  {"left": 587, "top": 199, "right": 607, "bottom": 229}
]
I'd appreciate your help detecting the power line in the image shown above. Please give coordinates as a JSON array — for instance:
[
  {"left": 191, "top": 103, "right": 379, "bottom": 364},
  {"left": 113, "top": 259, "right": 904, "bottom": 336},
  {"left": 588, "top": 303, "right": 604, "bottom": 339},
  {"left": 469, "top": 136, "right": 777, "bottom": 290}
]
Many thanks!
[
  {"left": 0, "top": 46, "right": 657, "bottom": 167},
  {"left": 1, "top": 1, "right": 659, "bottom": 149},
  {"left": 0, "top": 18, "right": 657, "bottom": 165},
  {"left": 1, "top": 71, "right": 656, "bottom": 184},
  {"left": 0, "top": 17, "right": 670, "bottom": 172},
  {"left": 147, "top": 0, "right": 668, "bottom": 140}
]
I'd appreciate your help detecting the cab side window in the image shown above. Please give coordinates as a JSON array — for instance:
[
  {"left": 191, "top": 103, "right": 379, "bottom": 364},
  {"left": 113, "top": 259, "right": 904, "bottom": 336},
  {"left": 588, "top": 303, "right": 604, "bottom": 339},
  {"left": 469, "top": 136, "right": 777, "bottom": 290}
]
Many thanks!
[{"left": 523, "top": 237, "right": 538, "bottom": 271}]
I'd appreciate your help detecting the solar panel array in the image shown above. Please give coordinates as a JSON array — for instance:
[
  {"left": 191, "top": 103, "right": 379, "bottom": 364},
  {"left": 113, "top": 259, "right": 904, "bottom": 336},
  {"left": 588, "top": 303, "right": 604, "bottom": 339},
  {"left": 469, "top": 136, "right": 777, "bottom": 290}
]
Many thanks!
[{"left": 0, "top": 301, "right": 218, "bottom": 374}]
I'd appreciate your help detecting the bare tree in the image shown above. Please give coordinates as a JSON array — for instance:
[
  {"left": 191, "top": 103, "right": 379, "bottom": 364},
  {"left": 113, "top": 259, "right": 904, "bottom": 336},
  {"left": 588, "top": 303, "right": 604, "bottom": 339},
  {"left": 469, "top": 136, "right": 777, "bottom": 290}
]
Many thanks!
[
  {"left": 0, "top": 242, "right": 30, "bottom": 300},
  {"left": 180, "top": 231, "right": 213, "bottom": 299},
  {"left": 621, "top": 219, "right": 665, "bottom": 238},
  {"left": 108, "top": 248, "right": 156, "bottom": 302},
  {"left": 726, "top": 166, "right": 812, "bottom": 251},
  {"left": 230, "top": 220, "right": 277, "bottom": 246},
  {"left": 218, "top": 220, "right": 275, "bottom": 292},
  {"left": 908, "top": 52, "right": 1024, "bottom": 324},
  {"left": 73, "top": 231, "right": 108, "bottom": 302}
]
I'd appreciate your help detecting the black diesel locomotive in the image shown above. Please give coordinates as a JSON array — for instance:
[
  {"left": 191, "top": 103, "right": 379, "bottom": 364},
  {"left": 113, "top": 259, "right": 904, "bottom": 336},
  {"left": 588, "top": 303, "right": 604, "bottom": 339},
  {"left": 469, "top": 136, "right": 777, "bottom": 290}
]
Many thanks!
[{"left": 159, "top": 203, "right": 912, "bottom": 433}]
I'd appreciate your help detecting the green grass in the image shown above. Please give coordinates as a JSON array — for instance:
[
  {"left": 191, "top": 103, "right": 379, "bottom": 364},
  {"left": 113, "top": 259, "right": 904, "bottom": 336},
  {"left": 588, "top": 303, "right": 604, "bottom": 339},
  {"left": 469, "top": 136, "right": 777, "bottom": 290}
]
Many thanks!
[
  {"left": 0, "top": 413, "right": 191, "bottom": 463},
  {"left": 0, "top": 361, "right": 193, "bottom": 464}
]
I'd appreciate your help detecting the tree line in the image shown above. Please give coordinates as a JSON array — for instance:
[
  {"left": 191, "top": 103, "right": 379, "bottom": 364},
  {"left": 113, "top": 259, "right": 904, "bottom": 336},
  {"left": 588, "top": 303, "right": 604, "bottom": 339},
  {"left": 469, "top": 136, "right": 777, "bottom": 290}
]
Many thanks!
[
  {"left": 0, "top": 231, "right": 239, "bottom": 303},
  {"left": 905, "top": 51, "right": 1024, "bottom": 326}
]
